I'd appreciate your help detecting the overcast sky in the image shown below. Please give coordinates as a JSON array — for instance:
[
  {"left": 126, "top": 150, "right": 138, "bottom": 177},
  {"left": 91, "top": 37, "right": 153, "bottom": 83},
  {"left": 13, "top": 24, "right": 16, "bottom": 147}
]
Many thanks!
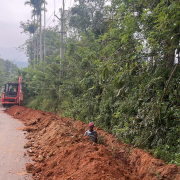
[{"left": 0, "top": 0, "right": 72, "bottom": 62}]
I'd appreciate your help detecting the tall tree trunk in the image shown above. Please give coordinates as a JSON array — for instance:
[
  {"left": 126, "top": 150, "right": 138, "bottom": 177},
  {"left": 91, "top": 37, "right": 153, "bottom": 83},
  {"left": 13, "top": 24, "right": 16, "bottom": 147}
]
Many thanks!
[
  {"left": 33, "top": 7, "right": 36, "bottom": 67},
  {"left": 36, "top": 15, "right": 39, "bottom": 63},
  {"left": 44, "top": 2, "right": 46, "bottom": 61},
  {"left": 40, "top": 3, "right": 42, "bottom": 62},
  {"left": 163, "top": 41, "right": 175, "bottom": 68}
]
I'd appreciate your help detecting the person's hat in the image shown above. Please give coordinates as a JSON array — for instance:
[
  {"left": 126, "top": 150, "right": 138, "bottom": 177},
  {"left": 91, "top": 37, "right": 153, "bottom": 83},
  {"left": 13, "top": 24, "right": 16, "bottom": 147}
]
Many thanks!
[{"left": 89, "top": 122, "right": 94, "bottom": 127}]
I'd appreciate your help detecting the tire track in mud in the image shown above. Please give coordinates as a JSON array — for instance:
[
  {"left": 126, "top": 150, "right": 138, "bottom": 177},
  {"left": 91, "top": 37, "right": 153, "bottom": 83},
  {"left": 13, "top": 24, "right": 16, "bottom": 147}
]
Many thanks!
[{"left": 5, "top": 106, "right": 180, "bottom": 180}]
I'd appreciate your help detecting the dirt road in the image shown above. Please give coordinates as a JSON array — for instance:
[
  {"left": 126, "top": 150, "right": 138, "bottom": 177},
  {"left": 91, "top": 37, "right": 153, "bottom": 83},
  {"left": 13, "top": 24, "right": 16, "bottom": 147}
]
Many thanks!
[{"left": 0, "top": 106, "right": 32, "bottom": 180}]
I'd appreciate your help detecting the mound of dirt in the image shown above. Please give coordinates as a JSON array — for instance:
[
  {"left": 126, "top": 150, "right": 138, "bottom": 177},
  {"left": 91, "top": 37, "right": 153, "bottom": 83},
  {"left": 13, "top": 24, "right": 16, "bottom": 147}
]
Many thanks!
[{"left": 5, "top": 106, "right": 180, "bottom": 180}]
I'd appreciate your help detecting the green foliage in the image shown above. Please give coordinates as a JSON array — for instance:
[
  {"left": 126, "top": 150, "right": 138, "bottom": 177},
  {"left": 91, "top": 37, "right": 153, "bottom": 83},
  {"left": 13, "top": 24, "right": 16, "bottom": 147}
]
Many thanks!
[
  {"left": 20, "top": 20, "right": 38, "bottom": 34},
  {"left": 20, "top": 0, "right": 180, "bottom": 166},
  {"left": 20, "top": 26, "right": 60, "bottom": 66},
  {"left": 97, "top": 133, "right": 105, "bottom": 145},
  {"left": 69, "top": 0, "right": 108, "bottom": 37}
]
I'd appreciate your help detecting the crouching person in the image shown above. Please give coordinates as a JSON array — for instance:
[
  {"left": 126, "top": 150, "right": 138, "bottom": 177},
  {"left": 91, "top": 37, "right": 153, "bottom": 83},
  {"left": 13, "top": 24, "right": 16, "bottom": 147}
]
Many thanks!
[{"left": 84, "top": 122, "right": 98, "bottom": 143}]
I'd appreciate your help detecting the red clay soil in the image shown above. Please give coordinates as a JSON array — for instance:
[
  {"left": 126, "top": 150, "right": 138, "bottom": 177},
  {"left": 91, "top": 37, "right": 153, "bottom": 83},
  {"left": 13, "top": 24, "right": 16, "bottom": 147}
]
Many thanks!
[{"left": 5, "top": 106, "right": 180, "bottom": 180}]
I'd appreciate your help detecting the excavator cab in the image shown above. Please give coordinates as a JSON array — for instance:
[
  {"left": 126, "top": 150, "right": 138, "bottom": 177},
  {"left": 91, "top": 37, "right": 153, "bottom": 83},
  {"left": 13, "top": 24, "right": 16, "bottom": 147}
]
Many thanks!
[
  {"left": 4, "top": 83, "right": 18, "bottom": 97},
  {"left": 1, "top": 77, "right": 23, "bottom": 107}
]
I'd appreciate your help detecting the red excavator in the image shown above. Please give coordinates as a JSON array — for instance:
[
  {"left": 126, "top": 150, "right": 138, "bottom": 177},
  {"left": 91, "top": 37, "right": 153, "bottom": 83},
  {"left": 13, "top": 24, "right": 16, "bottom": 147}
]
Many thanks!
[{"left": 1, "top": 77, "right": 23, "bottom": 107}]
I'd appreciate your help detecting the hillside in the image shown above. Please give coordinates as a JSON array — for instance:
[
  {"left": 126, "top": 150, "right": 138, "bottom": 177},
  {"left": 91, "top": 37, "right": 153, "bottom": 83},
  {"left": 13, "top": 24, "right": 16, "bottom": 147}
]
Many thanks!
[{"left": 0, "top": 46, "right": 28, "bottom": 67}]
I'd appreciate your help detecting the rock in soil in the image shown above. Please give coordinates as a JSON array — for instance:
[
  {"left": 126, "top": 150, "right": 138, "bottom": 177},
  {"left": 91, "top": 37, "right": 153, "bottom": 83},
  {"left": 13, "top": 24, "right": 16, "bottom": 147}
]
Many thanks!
[{"left": 26, "top": 163, "right": 34, "bottom": 172}]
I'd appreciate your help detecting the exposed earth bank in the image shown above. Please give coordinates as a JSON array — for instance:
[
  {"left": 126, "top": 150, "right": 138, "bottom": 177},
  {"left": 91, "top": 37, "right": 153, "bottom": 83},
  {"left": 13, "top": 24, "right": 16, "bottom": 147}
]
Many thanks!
[{"left": 5, "top": 106, "right": 180, "bottom": 180}]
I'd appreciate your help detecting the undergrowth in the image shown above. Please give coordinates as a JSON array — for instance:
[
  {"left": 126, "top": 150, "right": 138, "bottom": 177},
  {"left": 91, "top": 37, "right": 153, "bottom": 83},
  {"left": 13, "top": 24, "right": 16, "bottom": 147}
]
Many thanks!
[{"left": 23, "top": 65, "right": 180, "bottom": 166}]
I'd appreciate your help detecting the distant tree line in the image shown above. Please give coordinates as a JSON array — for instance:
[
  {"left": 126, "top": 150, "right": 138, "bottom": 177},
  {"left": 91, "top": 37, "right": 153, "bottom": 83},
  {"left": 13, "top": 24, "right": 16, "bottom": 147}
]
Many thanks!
[{"left": 0, "top": 58, "right": 18, "bottom": 92}]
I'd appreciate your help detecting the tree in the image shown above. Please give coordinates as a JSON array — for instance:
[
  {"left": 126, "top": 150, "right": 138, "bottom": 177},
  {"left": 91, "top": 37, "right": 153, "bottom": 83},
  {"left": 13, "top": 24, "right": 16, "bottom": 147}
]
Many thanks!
[
  {"left": 24, "top": 0, "right": 47, "bottom": 64},
  {"left": 68, "top": 0, "right": 108, "bottom": 37},
  {"left": 20, "top": 26, "right": 60, "bottom": 66}
]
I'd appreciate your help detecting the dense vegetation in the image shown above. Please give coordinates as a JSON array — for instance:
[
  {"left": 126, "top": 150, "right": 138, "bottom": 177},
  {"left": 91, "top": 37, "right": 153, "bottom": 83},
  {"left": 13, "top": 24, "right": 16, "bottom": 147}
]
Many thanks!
[{"left": 19, "top": 0, "right": 180, "bottom": 165}]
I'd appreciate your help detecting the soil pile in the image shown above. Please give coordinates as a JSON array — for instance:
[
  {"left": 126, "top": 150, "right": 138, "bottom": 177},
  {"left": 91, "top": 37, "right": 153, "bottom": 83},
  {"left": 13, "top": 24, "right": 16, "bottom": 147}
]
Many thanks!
[{"left": 5, "top": 106, "right": 180, "bottom": 180}]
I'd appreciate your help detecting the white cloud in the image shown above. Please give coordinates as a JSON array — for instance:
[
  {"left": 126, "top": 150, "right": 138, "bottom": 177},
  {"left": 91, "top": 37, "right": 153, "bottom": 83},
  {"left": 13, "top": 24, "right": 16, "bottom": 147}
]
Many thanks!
[
  {"left": 0, "top": 0, "right": 32, "bottom": 48},
  {"left": 0, "top": 0, "right": 72, "bottom": 61}
]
